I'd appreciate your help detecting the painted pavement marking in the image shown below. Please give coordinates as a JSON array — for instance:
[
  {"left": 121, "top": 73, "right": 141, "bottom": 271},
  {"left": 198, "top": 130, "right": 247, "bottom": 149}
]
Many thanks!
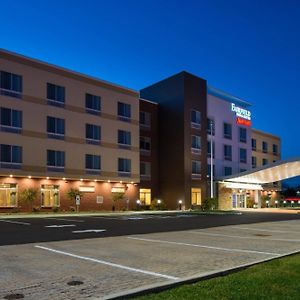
[
  {"left": 127, "top": 237, "right": 281, "bottom": 256},
  {"left": 45, "top": 224, "right": 76, "bottom": 228},
  {"left": 35, "top": 245, "right": 179, "bottom": 280},
  {"left": 72, "top": 229, "right": 106, "bottom": 233},
  {"left": 0, "top": 219, "right": 30, "bottom": 226},
  {"left": 47, "top": 217, "right": 85, "bottom": 223},
  {"left": 234, "top": 226, "right": 300, "bottom": 234}
]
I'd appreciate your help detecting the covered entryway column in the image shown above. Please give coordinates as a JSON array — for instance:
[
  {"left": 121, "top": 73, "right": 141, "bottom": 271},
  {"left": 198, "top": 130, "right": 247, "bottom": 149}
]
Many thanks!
[{"left": 254, "top": 190, "right": 262, "bottom": 208}]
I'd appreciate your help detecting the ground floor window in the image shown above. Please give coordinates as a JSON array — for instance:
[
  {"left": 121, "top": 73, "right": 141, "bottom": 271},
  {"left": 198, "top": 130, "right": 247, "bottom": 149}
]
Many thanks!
[
  {"left": 191, "top": 188, "right": 201, "bottom": 206},
  {"left": 0, "top": 184, "right": 17, "bottom": 207},
  {"left": 41, "top": 185, "right": 59, "bottom": 207},
  {"left": 139, "top": 188, "right": 151, "bottom": 205}
]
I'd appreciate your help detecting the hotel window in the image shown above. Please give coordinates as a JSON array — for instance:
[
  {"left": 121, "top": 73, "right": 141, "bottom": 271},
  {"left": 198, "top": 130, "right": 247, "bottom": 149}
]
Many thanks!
[
  {"left": 85, "top": 93, "right": 101, "bottom": 115},
  {"left": 0, "top": 144, "right": 22, "bottom": 169},
  {"left": 224, "top": 166, "right": 232, "bottom": 176},
  {"left": 207, "top": 164, "right": 215, "bottom": 178},
  {"left": 140, "top": 111, "right": 151, "bottom": 128},
  {"left": 140, "top": 136, "right": 151, "bottom": 152},
  {"left": 41, "top": 185, "right": 59, "bottom": 207},
  {"left": 47, "top": 83, "right": 65, "bottom": 107},
  {"left": 85, "top": 154, "right": 101, "bottom": 174},
  {"left": 118, "top": 130, "right": 131, "bottom": 149},
  {"left": 191, "top": 188, "right": 201, "bottom": 206},
  {"left": 207, "top": 118, "right": 215, "bottom": 135},
  {"left": 118, "top": 158, "right": 131, "bottom": 176},
  {"left": 140, "top": 188, "right": 151, "bottom": 205},
  {"left": 118, "top": 102, "right": 131, "bottom": 121},
  {"left": 192, "top": 160, "right": 201, "bottom": 176},
  {"left": 262, "top": 158, "right": 268, "bottom": 166},
  {"left": 207, "top": 140, "right": 215, "bottom": 158},
  {"left": 47, "top": 116, "right": 65, "bottom": 139},
  {"left": 262, "top": 141, "right": 268, "bottom": 153},
  {"left": 0, "top": 71, "right": 22, "bottom": 98},
  {"left": 240, "top": 169, "right": 247, "bottom": 173},
  {"left": 0, "top": 184, "right": 17, "bottom": 207},
  {"left": 239, "top": 148, "right": 247, "bottom": 163},
  {"left": 223, "top": 123, "right": 232, "bottom": 139},
  {"left": 0, "top": 107, "right": 22, "bottom": 133},
  {"left": 86, "top": 124, "right": 101, "bottom": 144},
  {"left": 252, "top": 156, "right": 257, "bottom": 168},
  {"left": 224, "top": 145, "right": 232, "bottom": 161},
  {"left": 47, "top": 150, "right": 65, "bottom": 171},
  {"left": 140, "top": 161, "right": 151, "bottom": 178},
  {"left": 191, "top": 135, "right": 201, "bottom": 153},
  {"left": 239, "top": 127, "right": 247, "bottom": 143},
  {"left": 273, "top": 144, "right": 278, "bottom": 155},
  {"left": 252, "top": 138, "right": 257, "bottom": 151},
  {"left": 191, "top": 110, "right": 201, "bottom": 128}
]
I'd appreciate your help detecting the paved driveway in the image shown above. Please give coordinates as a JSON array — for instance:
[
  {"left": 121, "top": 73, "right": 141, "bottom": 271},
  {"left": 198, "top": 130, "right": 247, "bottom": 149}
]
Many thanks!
[{"left": 1, "top": 218, "right": 300, "bottom": 299}]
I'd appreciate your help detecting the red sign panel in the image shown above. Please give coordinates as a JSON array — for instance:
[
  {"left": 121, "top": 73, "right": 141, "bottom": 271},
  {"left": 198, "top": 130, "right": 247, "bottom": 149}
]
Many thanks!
[{"left": 236, "top": 117, "right": 251, "bottom": 127}]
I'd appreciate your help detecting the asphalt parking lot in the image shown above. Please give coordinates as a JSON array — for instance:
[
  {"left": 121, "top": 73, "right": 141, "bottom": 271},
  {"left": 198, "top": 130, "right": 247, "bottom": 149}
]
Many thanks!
[{"left": 0, "top": 215, "right": 300, "bottom": 300}]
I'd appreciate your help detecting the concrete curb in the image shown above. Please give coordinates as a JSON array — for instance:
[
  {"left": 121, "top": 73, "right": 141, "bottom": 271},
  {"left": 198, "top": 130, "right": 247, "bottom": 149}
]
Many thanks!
[{"left": 101, "top": 249, "right": 300, "bottom": 300}]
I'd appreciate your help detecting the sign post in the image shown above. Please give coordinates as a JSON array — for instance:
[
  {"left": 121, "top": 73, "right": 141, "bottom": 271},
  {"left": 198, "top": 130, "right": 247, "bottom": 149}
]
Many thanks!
[{"left": 75, "top": 195, "right": 81, "bottom": 213}]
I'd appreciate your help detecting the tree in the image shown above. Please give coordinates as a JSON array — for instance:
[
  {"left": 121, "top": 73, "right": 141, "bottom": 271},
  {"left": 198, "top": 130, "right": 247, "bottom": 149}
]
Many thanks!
[
  {"left": 111, "top": 192, "right": 125, "bottom": 211},
  {"left": 20, "top": 188, "right": 38, "bottom": 211},
  {"left": 66, "top": 188, "right": 82, "bottom": 202}
]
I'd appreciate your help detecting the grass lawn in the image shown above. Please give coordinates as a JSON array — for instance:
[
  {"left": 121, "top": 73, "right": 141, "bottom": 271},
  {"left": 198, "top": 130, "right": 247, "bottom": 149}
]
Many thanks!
[{"left": 137, "top": 253, "right": 300, "bottom": 300}]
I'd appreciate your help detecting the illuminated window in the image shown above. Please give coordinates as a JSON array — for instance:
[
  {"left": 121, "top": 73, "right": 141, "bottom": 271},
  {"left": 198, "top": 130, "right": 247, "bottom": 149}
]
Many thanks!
[
  {"left": 41, "top": 185, "right": 59, "bottom": 207},
  {"left": 139, "top": 188, "right": 151, "bottom": 205},
  {"left": 191, "top": 188, "right": 201, "bottom": 205},
  {"left": 0, "top": 184, "right": 17, "bottom": 207}
]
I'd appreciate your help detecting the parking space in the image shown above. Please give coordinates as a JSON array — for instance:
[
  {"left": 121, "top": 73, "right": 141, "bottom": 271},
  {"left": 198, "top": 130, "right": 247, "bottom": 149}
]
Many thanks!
[{"left": 0, "top": 219, "right": 299, "bottom": 299}]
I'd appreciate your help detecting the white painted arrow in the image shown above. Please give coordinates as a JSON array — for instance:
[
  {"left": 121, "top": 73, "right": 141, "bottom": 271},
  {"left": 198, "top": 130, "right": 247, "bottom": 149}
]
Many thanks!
[
  {"left": 45, "top": 224, "right": 76, "bottom": 228},
  {"left": 72, "top": 229, "right": 106, "bottom": 234}
]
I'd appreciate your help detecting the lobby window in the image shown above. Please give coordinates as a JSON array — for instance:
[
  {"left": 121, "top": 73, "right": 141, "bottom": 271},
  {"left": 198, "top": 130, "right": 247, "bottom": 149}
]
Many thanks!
[
  {"left": 41, "top": 185, "right": 59, "bottom": 208},
  {"left": 191, "top": 110, "right": 201, "bottom": 129},
  {"left": 191, "top": 135, "right": 201, "bottom": 154},
  {"left": 239, "top": 148, "right": 247, "bottom": 163},
  {"left": 0, "top": 107, "right": 22, "bottom": 133},
  {"left": 85, "top": 93, "right": 101, "bottom": 115},
  {"left": 140, "top": 161, "right": 151, "bottom": 179},
  {"left": 47, "top": 83, "right": 65, "bottom": 107},
  {"left": 118, "top": 102, "right": 131, "bottom": 121},
  {"left": 191, "top": 188, "right": 201, "bottom": 206},
  {"left": 192, "top": 160, "right": 201, "bottom": 176},
  {"left": 139, "top": 188, "right": 151, "bottom": 205},
  {"left": 262, "top": 141, "right": 268, "bottom": 153},
  {"left": 252, "top": 156, "right": 257, "bottom": 168},
  {"left": 207, "top": 118, "right": 215, "bottom": 135},
  {"left": 273, "top": 144, "right": 278, "bottom": 155},
  {"left": 239, "top": 127, "right": 247, "bottom": 143},
  {"left": 140, "top": 111, "right": 151, "bottom": 128},
  {"left": 86, "top": 124, "right": 101, "bottom": 144},
  {"left": 223, "top": 123, "right": 232, "bottom": 139},
  {"left": 140, "top": 136, "right": 151, "bottom": 152},
  {"left": 252, "top": 138, "right": 257, "bottom": 151},
  {"left": 47, "top": 150, "right": 65, "bottom": 171},
  {"left": 118, "top": 130, "right": 131, "bottom": 149},
  {"left": 224, "top": 145, "right": 232, "bottom": 161},
  {"left": 85, "top": 154, "right": 101, "bottom": 174},
  {"left": 47, "top": 116, "right": 65, "bottom": 139},
  {"left": 118, "top": 158, "right": 131, "bottom": 176},
  {"left": 207, "top": 140, "right": 215, "bottom": 158},
  {"left": 0, "top": 144, "right": 22, "bottom": 169},
  {"left": 0, "top": 71, "right": 22, "bottom": 98},
  {"left": 0, "top": 184, "right": 17, "bottom": 207},
  {"left": 262, "top": 158, "right": 268, "bottom": 166},
  {"left": 224, "top": 166, "right": 232, "bottom": 176}
]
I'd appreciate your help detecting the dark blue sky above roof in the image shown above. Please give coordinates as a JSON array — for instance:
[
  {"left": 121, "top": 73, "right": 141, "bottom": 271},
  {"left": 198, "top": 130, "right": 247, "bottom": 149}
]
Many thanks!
[{"left": 2, "top": 0, "right": 300, "bottom": 161}]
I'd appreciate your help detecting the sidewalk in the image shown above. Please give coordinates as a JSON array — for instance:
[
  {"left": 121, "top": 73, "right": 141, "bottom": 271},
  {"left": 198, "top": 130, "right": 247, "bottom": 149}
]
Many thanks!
[{"left": 234, "top": 208, "right": 300, "bottom": 214}]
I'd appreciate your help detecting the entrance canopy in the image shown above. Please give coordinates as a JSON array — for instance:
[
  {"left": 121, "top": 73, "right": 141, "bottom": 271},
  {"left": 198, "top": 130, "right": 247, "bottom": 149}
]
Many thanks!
[{"left": 219, "top": 157, "right": 300, "bottom": 184}]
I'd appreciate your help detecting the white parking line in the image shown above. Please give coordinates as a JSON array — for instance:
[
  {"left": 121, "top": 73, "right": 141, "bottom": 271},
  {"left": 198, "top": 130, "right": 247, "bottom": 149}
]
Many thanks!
[
  {"left": 47, "top": 217, "right": 84, "bottom": 223},
  {"left": 35, "top": 245, "right": 179, "bottom": 281},
  {"left": 45, "top": 224, "right": 76, "bottom": 228},
  {"left": 189, "top": 231, "right": 300, "bottom": 243},
  {"left": 0, "top": 220, "right": 30, "bottom": 225},
  {"left": 234, "top": 227, "right": 300, "bottom": 234},
  {"left": 128, "top": 237, "right": 280, "bottom": 256}
]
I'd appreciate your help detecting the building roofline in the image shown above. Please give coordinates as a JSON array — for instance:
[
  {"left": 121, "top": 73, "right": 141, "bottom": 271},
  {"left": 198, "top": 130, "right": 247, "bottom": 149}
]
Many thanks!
[
  {"left": 252, "top": 128, "right": 281, "bottom": 140},
  {"left": 0, "top": 48, "right": 138, "bottom": 97},
  {"left": 139, "top": 97, "right": 159, "bottom": 105}
]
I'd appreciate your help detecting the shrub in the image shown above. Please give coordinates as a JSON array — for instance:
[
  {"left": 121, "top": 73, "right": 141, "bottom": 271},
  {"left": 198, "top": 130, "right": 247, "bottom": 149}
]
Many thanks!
[
  {"left": 19, "top": 188, "right": 38, "bottom": 212},
  {"left": 149, "top": 199, "right": 167, "bottom": 210},
  {"left": 201, "top": 197, "right": 218, "bottom": 210},
  {"left": 52, "top": 206, "right": 60, "bottom": 213}
]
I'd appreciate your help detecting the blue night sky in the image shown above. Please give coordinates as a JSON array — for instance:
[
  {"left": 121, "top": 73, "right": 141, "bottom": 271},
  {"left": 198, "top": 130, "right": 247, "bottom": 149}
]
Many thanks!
[{"left": 1, "top": 0, "right": 300, "bottom": 161}]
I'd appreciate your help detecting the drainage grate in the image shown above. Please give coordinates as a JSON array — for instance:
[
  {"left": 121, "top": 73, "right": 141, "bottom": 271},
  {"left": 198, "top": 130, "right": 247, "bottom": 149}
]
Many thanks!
[
  {"left": 4, "top": 294, "right": 24, "bottom": 300},
  {"left": 67, "top": 280, "right": 84, "bottom": 286},
  {"left": 254, "top": 234, "right": 272, "bottom": 237}
]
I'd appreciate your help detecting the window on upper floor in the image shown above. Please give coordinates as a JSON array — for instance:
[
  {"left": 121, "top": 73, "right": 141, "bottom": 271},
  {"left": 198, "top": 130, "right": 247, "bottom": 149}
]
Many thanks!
[
  {"left": 85, "top": 93, "right": 101, "bottom": 115},
  {"left": 207, "top": 118, "right": 215, "bottom": 135},
  {"left": 207, "top": 140, "right": 215, "bottom": 158},
  {"left": 140, "top": 161, "right": 151, "bottom": 178},
  {"left": 262, "top": 141, "right": 268, "bottom": 153},
  {"left": 239, "top": 127, "right": 247, "bottom": 143},
  {"left": 140, "top": 136, "right": 151, "bottom": 152},
  {"left": 118, "top": 102, "right": 131, "bottom": 121},
  {"left": 118, "top": 130, "right": 131, "bottom": 149},
  {"left": 192, "top": 160, "right": 201, "bottom": 175},
  {"left": 223, "top": 123, "right": 232, "bottom": 139},
  {"left": 239, "top": 148, "right": 247, "bottom": 163},
  {"left": 118, "top": 158, "right": 131, "bottom": 176},
  {"left": 47, "top": 150, "right": 65, "bottom": 171},
  {"left": 207, "top": 164, "right": 215, "bottom": 178},
  {"left": 0, "top": 71, "right": 22, "bottom": 98},
  {"left": 191, "top": 135, "right": 201, "bottom": 154},
  {"left": 85, "top": 154, "right": 101, "bottom": 173},
  {"left": 47, "top": 116, "right": 65, "bottom": 139},
  {"left": 140, "top": 111, "right": 151, "bottom": 128},
  {"left": 0, "top": 144, "right": 22, "bottom": 169},
  {"left": 224, "top": 166, "right": 232, "bottom": 176},
  {"left": 262, "top": 158, "right": 268, "bottom": 166},
  {"left": 252, "top": 156, "right": 257, "bottom": 168},
  {"left": 47, "top": 83, "right": 65, "bottom": 107},
  {"left": 273, "top": 144, "right": 278, "bottom": 155},
  {"left": 86, "top": 124, "right": 101, "bottom": 144},
  {"left": 0, "top": 107, "right": 22, "bottom": 133},
  {"left": 252, "top": 138, "right": 257, "bottom": 151},
  {"left": 191, "top": 110, "right": 201, "bottom": 129},
  {"left": 224, "top": 144, "right": 232, "bottom": 161}
]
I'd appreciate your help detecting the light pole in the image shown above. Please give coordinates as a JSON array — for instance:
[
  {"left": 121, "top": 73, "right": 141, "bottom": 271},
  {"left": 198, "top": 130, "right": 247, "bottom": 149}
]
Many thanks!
[
  {"left": 178, "top": 200, "right": 182, "bottom": 210},
  {"left": 210, "top": 120, "right": 214, "bottom": 199}
]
